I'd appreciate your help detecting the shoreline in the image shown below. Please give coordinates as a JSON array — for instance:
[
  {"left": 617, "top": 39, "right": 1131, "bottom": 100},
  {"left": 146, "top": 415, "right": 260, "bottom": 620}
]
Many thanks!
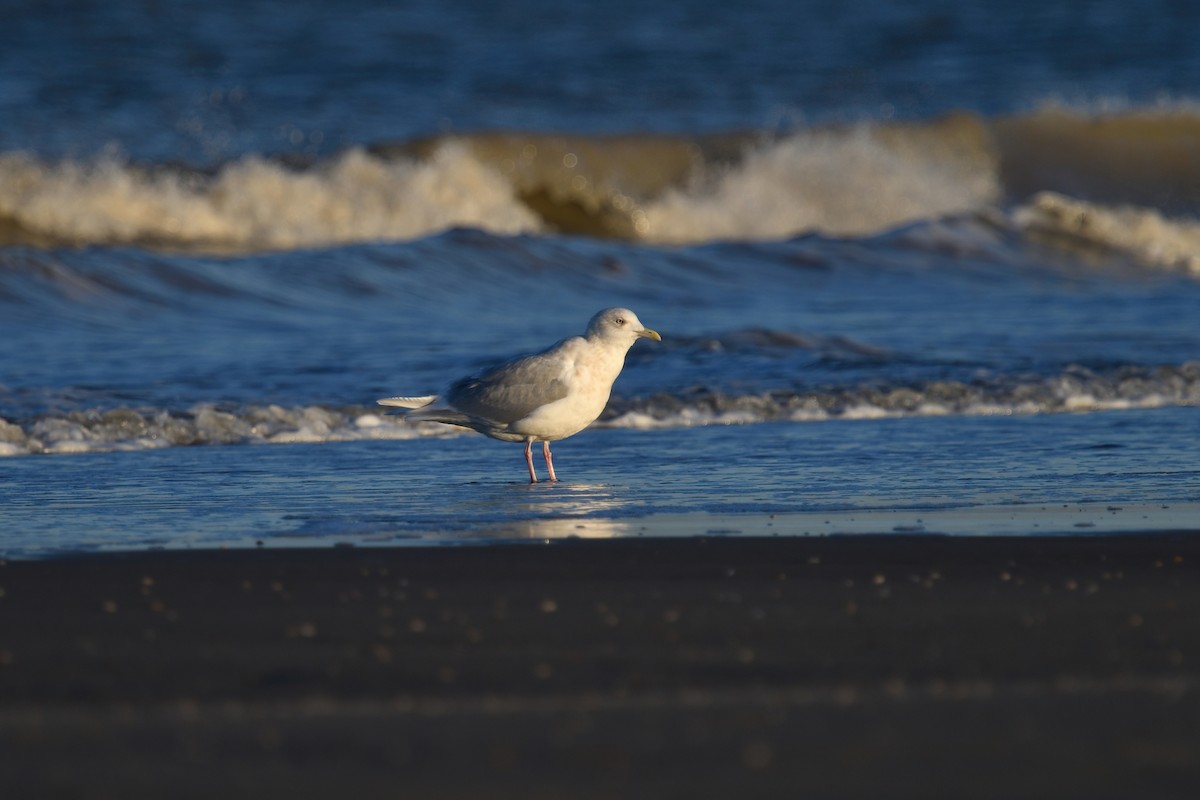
[
  {"left": 7, "top": 499, "right": 1196, "bottom": 557},
  {"left": 3, "top": 534, "right": 1198, "bottom": 797}
]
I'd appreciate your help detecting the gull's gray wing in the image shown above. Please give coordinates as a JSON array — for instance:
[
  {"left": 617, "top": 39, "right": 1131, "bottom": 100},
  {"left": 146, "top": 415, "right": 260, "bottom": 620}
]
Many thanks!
[{"left": 446, "top": 342, "right": 574, "bottom": 424}]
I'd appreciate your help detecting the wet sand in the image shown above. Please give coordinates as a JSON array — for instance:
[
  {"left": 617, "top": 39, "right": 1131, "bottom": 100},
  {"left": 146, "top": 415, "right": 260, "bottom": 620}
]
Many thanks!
[{"left": 2, "top": 534, "right": 1198, "bottom": 799}]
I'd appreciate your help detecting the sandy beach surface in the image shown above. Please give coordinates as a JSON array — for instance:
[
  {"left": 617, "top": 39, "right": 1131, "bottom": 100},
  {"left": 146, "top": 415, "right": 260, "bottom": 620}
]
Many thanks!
[{"left": 1, "top": 533, "right": 1198, "bottom": 799}]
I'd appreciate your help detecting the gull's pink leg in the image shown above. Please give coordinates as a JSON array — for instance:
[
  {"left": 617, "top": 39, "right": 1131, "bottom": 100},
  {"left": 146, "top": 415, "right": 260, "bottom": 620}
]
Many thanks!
[
  {"left": 543, "top": 440, "right": 558, "bottom": 482},
  {"left": 524, "top": 438, "right": 538, "bottom": 483}
]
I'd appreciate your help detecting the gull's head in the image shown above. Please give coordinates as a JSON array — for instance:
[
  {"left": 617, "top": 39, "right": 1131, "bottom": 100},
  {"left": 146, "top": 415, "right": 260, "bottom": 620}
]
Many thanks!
[{"left": 586, "top": 307, "right": 661, "bottom": 346}]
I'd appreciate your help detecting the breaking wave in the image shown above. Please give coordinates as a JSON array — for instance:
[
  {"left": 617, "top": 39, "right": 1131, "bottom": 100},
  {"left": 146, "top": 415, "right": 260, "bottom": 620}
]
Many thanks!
[
  {"left": 603, "top": 363, "right": 1200, "bottom": 427},
  {"left": 1011, "top": 192, "right": 1200, "bottom": 276},
  {"left": 1, "top": 103, "right": 1199, "bottom": 272},
  {"left": 0, "top": 145, "right": 541, "bottom": 252},
  {"left": 3, "top": 363, "right": 1196, "bottom": 457}
]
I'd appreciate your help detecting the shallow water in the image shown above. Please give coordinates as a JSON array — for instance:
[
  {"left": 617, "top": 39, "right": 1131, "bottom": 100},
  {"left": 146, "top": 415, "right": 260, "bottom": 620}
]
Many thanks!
[
  {"left": 2, "top": 0, "right": 1199, "bottom": 555},
  {"left": 3, "top": 408, "right": 1197, "bottom": 557}
]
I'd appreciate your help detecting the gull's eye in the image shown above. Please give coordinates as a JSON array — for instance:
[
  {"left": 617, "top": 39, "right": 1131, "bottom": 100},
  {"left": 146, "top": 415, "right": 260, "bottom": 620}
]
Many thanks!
[{"left": 614, "top": 317, "right": 625, "bottom": 325}]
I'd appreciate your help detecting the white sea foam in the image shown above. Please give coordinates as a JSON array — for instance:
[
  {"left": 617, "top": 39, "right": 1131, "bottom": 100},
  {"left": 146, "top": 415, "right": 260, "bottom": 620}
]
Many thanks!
[
  {"left": 6, "top": 116, "right": 1200, "bottom": 277},
  {"left": 0, "top": 144, "right": 541, "bottom": 250},
  {"left": 637, "top": 125, "right": 999, "bottom": 243},
  {"left": 0, "top": 390, "right": 1183, "bottom": 457},
  {"left": 0, "top": 364, "right": 1196, "bottom": 457},
  {"left": 1011, "top": 191, "right": 1200, "bottom": 275}
]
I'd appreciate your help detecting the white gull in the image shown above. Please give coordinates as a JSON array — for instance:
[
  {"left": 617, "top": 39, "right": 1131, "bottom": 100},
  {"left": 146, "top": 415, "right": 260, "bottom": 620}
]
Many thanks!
[{"left": 378, "top": 307, "right": 661, "bottom": 483}]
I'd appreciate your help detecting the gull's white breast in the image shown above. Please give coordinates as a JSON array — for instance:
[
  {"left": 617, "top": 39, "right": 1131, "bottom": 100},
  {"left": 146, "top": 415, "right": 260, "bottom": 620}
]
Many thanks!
[{"left": 506, "top": 337, "right": 626, "bottom": 441}]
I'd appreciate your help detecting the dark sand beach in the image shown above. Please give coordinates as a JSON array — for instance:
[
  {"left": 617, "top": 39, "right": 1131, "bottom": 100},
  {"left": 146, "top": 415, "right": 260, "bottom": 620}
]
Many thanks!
[{"left": 2, "top": 533, "right": 1198, "bottom": 799}]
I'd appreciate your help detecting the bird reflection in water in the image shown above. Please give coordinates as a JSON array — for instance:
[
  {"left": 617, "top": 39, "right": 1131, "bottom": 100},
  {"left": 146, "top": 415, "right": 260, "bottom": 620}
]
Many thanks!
[{"left": 453, "top": 481, "right": 641, "bottom": 541}]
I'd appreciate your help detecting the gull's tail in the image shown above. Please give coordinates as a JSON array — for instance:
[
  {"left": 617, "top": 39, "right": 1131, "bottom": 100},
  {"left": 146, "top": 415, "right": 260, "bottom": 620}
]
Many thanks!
[{"left": 377, "top": 395, "right": 478, "bottom": 429}]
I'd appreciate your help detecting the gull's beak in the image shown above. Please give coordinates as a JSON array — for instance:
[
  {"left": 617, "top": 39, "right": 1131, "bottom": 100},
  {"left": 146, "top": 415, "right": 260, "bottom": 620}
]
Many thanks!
[{"left": 638, "top": 327, "right": 661, "bottom": 342}]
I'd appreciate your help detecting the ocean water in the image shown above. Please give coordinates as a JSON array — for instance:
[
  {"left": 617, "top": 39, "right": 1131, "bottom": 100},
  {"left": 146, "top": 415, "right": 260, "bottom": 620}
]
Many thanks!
[{"left": 2, "top": 0, "right": 1199, "bottom": 556}]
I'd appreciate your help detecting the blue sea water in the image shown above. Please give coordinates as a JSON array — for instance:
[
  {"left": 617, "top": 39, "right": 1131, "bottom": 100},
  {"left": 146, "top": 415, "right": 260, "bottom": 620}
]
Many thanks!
[
  {"left": 1, "top": 0, "right": 1199, "bottom": 556},
  {"left": 4, "top": 410, "right": 1200, "bottom": 556}
]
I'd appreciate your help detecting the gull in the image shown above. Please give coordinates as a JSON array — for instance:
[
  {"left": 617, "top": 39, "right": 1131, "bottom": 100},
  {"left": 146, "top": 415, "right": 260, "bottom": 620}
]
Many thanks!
[{"left": 378, "top": 307, "right": 661, "bottom": 483}]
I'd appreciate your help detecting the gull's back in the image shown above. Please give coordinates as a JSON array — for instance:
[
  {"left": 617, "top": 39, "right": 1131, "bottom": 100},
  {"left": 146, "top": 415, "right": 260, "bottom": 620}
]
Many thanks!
[{"left": 446, "top": 337, "right": 578, "bottom": 424}]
